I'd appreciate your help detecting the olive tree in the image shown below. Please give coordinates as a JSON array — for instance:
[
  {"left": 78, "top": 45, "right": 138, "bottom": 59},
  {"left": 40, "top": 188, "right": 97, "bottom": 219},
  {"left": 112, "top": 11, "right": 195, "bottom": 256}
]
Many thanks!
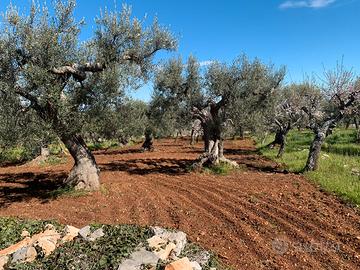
[
  {"left": 149, "top": 56, "right": 203, "bottom": 139},
  {"left": 0, "top": 1, "right": 176, "bottom": 190},
  {"left": 193, "top": 56, "right": 285, "bottom": 169},
  {"left": 302, "top": 65, "right": 360, "bottom": 171},
  {"left": 266, "top": 85, "right": 306, "bottom": 157}
]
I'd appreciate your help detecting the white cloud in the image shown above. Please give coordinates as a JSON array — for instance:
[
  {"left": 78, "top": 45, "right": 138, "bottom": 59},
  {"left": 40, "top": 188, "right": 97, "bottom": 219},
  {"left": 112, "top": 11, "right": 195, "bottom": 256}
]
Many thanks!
[
  {"left": 199, "top": 60, "right": 215, "bottom": 67},
  {"left": 279, "top": 0, "right": 336, "bottom": 9}
]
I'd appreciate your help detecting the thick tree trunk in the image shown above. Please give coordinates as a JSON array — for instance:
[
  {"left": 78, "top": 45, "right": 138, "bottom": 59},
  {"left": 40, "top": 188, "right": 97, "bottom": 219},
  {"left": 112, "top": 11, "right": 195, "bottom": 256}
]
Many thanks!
[
  {"left": 61, "top": 134, "right": 100, "bottom": 191},
  {"left": 267, "top": 127, "right": 289, "bottom": 158},
  {"left": 36, "top": 105, "right": 100, "bottom": 191},
  {"left": 304, "top": 131, "right": 326, "bottom": 171},
  {"left": 142, "top": 129, "right": 154, "bottom": 151},
  {"left": 192, "top": 104, "right": 238, "bottom": 171}
]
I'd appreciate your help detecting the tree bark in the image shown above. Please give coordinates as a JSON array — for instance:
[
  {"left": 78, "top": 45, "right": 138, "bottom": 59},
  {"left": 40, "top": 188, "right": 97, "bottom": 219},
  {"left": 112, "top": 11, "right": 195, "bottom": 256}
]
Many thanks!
[
  {"left": 267, "top": 126, "right": 290, "bottom": 158},
  {"left": 304, "top": 131, "right": 326, "bottom": 171},
  {"left": 191, "top": 103, "right": 238, "bottom": 170},
  {"left": 142, "top": 129, "right": 154, "bottom": 151},
  {"left": 304, "top": 119, "right": 336, "bottom": 172},
  {"left": 61, "top": 134, "right": 100, "bottom": 191}
]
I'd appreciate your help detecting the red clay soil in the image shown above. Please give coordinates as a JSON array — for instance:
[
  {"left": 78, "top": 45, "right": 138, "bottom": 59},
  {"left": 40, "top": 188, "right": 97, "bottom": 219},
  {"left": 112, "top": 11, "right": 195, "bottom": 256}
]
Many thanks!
[{"left": 0, "top": 139, "right": 359, "bottom": 269}]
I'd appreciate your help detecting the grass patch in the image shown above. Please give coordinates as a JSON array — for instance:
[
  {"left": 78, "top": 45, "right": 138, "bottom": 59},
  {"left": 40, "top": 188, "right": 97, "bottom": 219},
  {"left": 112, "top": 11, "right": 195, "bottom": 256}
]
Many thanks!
[
  {"left": 203, "top": 161, "right": 241, "bottom": 176},
  {"left": 39, "top": 155, "right": 67, "bottom": 167},
  {"left": 87, "top": 140, "right": 120, "bottom": 151},
  {"left": 47, "top": 186, "right": 89, "bottom": 199},
  {"left": 257, "top": 129, "right": 360, "bottom": 206},
  {"left": 0, "top": 217, "right": 63, "bottom": 250},
  {"left": 0, "top": 147, "right": 33, "bottom": 165}
]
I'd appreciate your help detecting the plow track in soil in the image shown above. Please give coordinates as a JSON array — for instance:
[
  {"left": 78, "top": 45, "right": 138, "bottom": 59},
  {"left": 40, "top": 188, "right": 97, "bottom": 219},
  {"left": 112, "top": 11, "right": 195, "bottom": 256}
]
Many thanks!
[{"left": 0, "top": 139, "right": 359, "bottom": 269}]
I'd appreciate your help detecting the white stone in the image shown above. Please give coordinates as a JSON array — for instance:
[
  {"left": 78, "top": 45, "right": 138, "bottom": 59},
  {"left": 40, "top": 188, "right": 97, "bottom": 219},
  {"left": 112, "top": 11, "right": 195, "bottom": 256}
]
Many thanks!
[
  {"left": 0, "top": 256, "right": 8, "bottom": 270},
  {"left": 190, "top": 261, "right": 202, "bottom": 270},
  {"left": 61, "top": 225, "right": 80, "bottom": 243},
  {"left": 154, "top": 242, "right": 176, "bottom": 260},
  {"left": 79, "top": 225, "right": 91, "bottom": 239},
  {"left": 88, "top": 228, "right": 105, "bottom": 241},
  {"left": 11, "top": 246, "right": 37, "bottom": 263}
]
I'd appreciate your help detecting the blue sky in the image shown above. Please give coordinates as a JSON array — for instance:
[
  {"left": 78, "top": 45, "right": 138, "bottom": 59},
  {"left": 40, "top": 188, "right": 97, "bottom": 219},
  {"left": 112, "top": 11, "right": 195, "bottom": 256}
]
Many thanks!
[{"left": 1, "top": 0, "right": 359, "bottom": 101}]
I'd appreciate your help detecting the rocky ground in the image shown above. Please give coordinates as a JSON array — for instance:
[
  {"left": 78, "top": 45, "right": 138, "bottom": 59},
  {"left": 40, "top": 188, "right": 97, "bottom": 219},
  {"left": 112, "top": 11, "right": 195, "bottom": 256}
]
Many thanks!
[
  {"left": 0, "top": 220, "right": 218, "bottom": 270},
  {"left": 0, "top": 139, "right": 359, "bottom": 269}
]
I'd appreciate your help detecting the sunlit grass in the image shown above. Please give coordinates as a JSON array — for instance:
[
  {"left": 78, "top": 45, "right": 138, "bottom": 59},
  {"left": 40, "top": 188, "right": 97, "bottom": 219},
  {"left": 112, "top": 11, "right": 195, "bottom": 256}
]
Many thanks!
[{"left": 257, "top": 129, "right": 360, "bottom": 206}]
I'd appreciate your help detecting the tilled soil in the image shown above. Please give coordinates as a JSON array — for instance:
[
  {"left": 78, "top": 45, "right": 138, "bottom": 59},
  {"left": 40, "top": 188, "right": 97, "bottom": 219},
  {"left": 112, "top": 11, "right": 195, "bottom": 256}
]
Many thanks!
[{"left": 0, "top": 139, "right": 359, "bottom": 269}]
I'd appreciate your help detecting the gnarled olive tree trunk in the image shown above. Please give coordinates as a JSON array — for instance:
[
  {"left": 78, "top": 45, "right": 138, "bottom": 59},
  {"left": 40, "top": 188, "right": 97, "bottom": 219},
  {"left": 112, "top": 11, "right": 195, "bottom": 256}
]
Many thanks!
[
  {"left": 304, "top": 120, "right": 335, "bottom": 171},
  {"left": 192, "top": 104, "right": 238, "bottom": 170},
  {"left": 268, "top": 124, "right": 291, "bottom": 158},
  {"left": 36, "top": 103, "right": 101, "bottom": 191},
  {"left": 61, "top": 134, "right": 100, "bottom": 191},
  {"left": 142, "top": 128, "right": 154, "bottom": 151}
]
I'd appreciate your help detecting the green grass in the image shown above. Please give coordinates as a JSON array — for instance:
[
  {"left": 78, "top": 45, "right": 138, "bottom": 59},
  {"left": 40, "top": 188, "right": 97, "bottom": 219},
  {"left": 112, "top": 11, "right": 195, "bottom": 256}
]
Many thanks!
[
  {"left": 257, "top": 129, "right": 360, "bottom": 206},
  {"left": 202, "top": 161, "right": 244, "bottom": 176},
  {"left": 87, "top": 140, "right": 121, "bottom": 151},
  {"left": 0, "top": 147, "right": 33, "bottom": 165}
]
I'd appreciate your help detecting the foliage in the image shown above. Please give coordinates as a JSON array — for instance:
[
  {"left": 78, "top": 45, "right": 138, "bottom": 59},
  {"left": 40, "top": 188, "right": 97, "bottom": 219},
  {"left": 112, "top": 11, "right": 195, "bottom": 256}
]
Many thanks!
[
  {"left": 0, "top": 218, "right": 62, "bottom": 250},
  {"left": 0, "top": 0, "right": 176, "bottom": 183},
  {"left": 148, "top": 56, "right": 203, "bottom": 137},
  {"left": 258, "top": 129, "right": 360, "bottom": 205}
]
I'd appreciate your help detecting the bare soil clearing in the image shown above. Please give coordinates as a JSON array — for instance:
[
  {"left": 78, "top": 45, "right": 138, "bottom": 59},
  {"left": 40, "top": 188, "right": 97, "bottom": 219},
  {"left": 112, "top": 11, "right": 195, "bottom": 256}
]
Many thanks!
[{"left": 0, "top": 139, "right": 359, "bottom": 269}]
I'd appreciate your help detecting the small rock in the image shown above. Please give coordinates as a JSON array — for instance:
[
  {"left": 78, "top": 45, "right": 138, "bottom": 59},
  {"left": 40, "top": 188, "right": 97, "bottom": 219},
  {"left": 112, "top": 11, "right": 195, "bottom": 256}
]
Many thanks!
[
  {"left": 61, "top": 225, "right": 80, "bottom": 243},
  {"left": 79, "top": 226, "right": 91, "bottom": 239},
  {"left": 190, "top": 261, "right": 202, "bottom": 270},
  {"left": 351, "top": 168, "right": 360, "bottom": 176},
  {"left": 130, "top": 249, "right": 159, "bottom": 265},
  {"left": 34, "top": 237, "right": 57, "bottom": 256},
  {"left": 88, "top": 228, "right": 105, "bottom": 242},
  {"left": 21, "top": 230, "right": 30, "bottom": 238},
  {"left": 165, "top": 257, "right": 193, "bottom": 270},
  {"left": 117, "top": 248, "right": 159, "bottom": 270},
  {"left": 147, "top": 235, "right": 167, "bottom": 249},
  {"left": 11, "top": 246, "right": 37, "bottom": 263},
  {"left": 0, "top": 256, "right": 8, "bottom": 270},
  {"left": 151, "top": 227, "right": 187, "bottom": 256},
  {"left": 190, "top": 251, "right": 211, "bottom": 266},
  {"left": 44, "top": 224, "right": 55, "bottom": 231},
  {"left": 117, "top": 259, "right": 138, "bottom": 270},
  {"left": 154, "top": 242, "right": 176, "bottom": 260},
  {"left": 0, "top": 238, "right": 32, "bottom": 257}
]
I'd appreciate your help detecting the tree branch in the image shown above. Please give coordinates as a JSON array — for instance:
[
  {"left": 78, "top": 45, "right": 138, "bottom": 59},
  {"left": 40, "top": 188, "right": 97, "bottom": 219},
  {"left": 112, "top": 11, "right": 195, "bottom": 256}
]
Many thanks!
[{"left": 50, "top": 63, "right": 106, "bottom": 82}]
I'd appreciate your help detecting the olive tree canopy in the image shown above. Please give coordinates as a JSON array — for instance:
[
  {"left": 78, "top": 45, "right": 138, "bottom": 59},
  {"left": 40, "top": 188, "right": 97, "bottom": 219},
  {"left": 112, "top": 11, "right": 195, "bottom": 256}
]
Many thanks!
[{"left": 0, "top": 0, "right": 176, "bottom": 190}]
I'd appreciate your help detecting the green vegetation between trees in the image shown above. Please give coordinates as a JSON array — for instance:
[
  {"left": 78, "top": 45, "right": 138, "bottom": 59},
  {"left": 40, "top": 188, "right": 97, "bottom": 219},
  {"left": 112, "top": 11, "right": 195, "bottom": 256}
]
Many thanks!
[{"left": 258, "top": 129, "right": 360, "bottom": 206}]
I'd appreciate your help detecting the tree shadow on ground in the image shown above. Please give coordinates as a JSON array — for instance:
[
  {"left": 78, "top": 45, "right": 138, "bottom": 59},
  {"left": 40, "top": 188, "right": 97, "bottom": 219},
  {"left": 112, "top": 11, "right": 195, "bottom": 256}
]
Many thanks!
[
  {"left": 100, "top": 158, "right": 193, "bottom": 175},
  {"left": 96, "top": 148, "right": 144, "bottom": 156},
  {"left": 0, "top": 171, "right": 67, "bottom": 208}
]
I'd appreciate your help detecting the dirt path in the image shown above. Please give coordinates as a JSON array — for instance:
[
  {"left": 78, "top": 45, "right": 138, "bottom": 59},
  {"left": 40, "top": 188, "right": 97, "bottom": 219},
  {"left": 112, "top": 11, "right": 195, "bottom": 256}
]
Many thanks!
[{"left": 0, "top": 139, "right": 359, "bottom": 269}]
